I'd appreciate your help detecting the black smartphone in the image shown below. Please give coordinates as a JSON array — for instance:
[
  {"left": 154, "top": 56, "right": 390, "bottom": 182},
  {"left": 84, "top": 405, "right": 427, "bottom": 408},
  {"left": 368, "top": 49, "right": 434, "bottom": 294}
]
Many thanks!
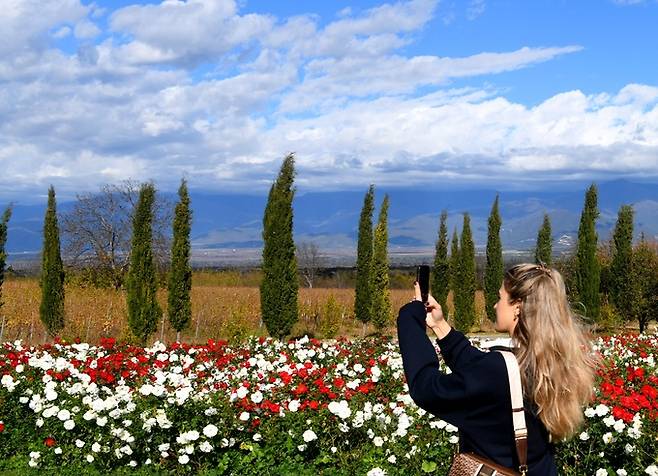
[{"left": 416, "top": 265, "right": 430, "bottom": 304}]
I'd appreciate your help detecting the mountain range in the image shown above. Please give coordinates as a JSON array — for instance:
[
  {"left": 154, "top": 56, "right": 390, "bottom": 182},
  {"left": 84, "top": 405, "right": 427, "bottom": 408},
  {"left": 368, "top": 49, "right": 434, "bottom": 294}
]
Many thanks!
[{"left": 4, "top": 180, "right": 658, "bottom": 267}]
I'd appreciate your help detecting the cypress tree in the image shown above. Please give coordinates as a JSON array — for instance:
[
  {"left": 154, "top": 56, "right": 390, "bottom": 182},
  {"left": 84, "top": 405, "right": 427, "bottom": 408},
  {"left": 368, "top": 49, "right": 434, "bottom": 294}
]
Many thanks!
[
  {"left": 575, "top": 184, "right": 601, "bottom": 321},
  {"left": 455, "top": 213, "right": 476, "bottom": 333},
  {"left": 0, "top": 206, "right": 12, "bottom": 341},
  {"left": 168, "top": 178, "right": 192, "bottom": 342},
  {"left": 632, "top": 237, "right": 658, "bottom": 333},
  {"left": 126, "top": 183, "right": 162, "bottom": 345},
  {"left": 484, "top": 195, "right": 503, "bottom": 322},
  {"left": 449, "top": 228, "right": 460, "bottom": 319},
  {"left": 40, "top": 186, "right": 65, "bottom": 338},
  {"left": 354, "top": 185, "right": 375, "bottom": 327},
  {"left": 535, "top": 213, "right": 553, "bottom": 265},
  {"left": 432, "top": 210, "right": 450, "bottom": 313},
  {"left": 371, "top": 195, "right": 390, "bottom": 331},
  {"left": 609, "top": 205, "right": 634, "bottom": 320},
  {"left": 260, "top": 154, "right": 298, "bottom": 339}
]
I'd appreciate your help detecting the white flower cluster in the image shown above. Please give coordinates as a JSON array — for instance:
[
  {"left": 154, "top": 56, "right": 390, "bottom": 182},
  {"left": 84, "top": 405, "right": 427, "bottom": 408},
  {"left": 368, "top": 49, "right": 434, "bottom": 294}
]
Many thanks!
[{"left": 328, "top": 400, "right": 351, "bottom": 419}]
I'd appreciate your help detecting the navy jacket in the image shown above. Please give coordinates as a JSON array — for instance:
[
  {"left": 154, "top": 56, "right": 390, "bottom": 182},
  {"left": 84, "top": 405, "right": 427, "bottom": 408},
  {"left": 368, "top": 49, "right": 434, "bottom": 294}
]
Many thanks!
[{"left": 397, "top": 301, "right": 557, "bottom": 475}]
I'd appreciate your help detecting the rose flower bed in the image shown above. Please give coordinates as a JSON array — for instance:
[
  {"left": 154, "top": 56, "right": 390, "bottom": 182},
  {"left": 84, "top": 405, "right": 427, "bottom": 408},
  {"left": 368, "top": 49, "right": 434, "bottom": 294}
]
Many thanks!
[{"left": 1, "top": 333, "right": 657, "bottom": 475}]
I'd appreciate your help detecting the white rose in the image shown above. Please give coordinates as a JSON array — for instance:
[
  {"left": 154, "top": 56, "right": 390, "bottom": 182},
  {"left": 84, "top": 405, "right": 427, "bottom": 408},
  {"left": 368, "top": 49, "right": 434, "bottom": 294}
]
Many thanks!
[
  {"left": 185, "top": 430, "right": 200, "bottom": 441},
  {"left": 303, "top": 429, "right": 317, "bottom": 442},
  {"left": 203, "top": 424, "right": 219, "bottom": 438},
  {"left": 367, "top": 468, "right": 387, "bottom": 476}
]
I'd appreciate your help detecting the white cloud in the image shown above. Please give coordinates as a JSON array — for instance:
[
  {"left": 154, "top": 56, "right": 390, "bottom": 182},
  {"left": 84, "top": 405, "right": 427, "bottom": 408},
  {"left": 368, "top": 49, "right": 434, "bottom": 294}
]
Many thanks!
[
  {"left": 0, "top": 0, "right": 656, "bottom": 201},
  {"left": 52, "top": 26, "right": 72, "bottom": 39},
  {"left": 0, "top": 0, "right": 88, "bottom": 55},
  {"left": 278, "top": 46, "right": 582, "bottom": 113},
  {"left": 109, "top": 0, "right": 273, "bottom": 66},
  {"left": 74, "top": 19, "right": 101, "bottom": 39}
]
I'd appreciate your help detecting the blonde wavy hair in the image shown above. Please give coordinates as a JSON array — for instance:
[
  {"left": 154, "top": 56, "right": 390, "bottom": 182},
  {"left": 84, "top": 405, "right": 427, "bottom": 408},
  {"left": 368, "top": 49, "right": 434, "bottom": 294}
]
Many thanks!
[{"left": 504, "top": 263, "right": 598, "bottom": 441}]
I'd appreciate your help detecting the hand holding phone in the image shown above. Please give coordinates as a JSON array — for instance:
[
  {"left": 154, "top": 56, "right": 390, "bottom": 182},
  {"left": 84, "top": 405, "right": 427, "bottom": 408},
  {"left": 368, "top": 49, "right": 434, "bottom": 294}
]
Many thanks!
[{"left": 416, "top": 265, "right": 430, "bottom": 304}]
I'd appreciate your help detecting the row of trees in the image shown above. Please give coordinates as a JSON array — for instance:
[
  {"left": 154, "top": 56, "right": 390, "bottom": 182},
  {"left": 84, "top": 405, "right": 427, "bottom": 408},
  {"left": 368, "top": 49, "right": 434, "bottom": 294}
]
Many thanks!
[
  {"left": 424, "top": 183, "right": 656, "bottom": 333},
  {"left": 1, "top": 155, "right": 656, "bottom": 342},
  {"left": 0, "top": 181, "right": 192, "bottom": 344},
  {"left": 353, "top": 186, "right": 392, "bottom": 333}
]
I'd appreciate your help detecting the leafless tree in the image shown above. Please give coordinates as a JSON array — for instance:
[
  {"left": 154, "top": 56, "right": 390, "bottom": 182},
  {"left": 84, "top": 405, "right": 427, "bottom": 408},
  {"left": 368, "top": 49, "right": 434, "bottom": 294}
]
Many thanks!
[
  {"left": 61, "top": 181, "right": 173, "bottom": 288},
  {"left": 296, "top": 241, "right": 325, "bottom": 288}
]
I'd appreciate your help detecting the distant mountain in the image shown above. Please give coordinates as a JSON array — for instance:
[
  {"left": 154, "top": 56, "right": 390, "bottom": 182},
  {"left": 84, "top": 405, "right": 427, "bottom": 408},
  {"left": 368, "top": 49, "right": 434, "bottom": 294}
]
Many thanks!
[{"left": 3, "top": 180, "right": 658, "bottom": 266}]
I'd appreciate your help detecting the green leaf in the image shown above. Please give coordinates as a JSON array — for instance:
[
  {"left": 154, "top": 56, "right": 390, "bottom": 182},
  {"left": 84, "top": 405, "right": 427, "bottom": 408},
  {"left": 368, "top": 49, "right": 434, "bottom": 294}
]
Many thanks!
[{"left": 421, "top": 460, "right": 437, "bottom": 473}]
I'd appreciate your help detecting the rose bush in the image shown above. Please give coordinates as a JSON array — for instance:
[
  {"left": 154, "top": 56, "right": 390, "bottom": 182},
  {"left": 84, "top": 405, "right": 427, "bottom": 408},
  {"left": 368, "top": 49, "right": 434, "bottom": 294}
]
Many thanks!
[{"left": 0, "top": 333, "right": 656, "bottom": 475}]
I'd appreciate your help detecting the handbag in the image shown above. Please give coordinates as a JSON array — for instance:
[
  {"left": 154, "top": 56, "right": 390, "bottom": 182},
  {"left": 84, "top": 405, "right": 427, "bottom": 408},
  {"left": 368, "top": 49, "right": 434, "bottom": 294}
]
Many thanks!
[{"left": 448, "top": 351, "right": 528, "bottom": 476}]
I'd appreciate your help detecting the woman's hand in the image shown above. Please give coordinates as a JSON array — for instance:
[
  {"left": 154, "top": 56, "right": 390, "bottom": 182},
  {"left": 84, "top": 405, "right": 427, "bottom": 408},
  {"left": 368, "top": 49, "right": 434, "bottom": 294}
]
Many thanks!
[
  {"left": 413, "top": 282, "right": 451, "bottom": 339},
  {"left": 413, "top": 282, "right": 445, "bottom": 329}
]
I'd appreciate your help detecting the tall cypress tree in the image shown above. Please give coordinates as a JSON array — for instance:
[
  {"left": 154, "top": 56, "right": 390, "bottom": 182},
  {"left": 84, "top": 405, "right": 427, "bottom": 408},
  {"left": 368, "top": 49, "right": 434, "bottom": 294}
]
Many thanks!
[
  {"left": 449, "top": 228, "right": 460, "bottom": 319},
  {"left": 455, "top": 213, "right": 476, "bottom": 333},
  {"left": 575, "top": 184, "right": 601, "bottom": 321},
  {"left": 484, "top": 195, "right": 503, "bottom": 322},
  {"left": 609, "top": 205, "right": 634, "bottom": 321},
  {"left": 371, "top": 195, "right": 390, "bottom": 331},
  {"left": 535, "top": 213, "right": 553, "bottom": 265},
  {"left": 126, "top": 183, "right": 162, "bottom": 345},
  {"left": 260, "top": 154, "right": 298, "bottom": 339},
  {"left": 354, "top": 185, "right": 375, "bottom": 326},
  {"left": 40, "top": 186, "right": 65, "bottom": 338},
  {"left": 0, "top": 206, "right": 12, "bottom": 341},
  {"left": 432, "top": 210, "right": 450, "bottom": 313},
  {"left": 632, "top": 236, "right": 658, "bottom": 333},
  {"left": 168, "top": 179, "right": 192, "bottom": 342}
]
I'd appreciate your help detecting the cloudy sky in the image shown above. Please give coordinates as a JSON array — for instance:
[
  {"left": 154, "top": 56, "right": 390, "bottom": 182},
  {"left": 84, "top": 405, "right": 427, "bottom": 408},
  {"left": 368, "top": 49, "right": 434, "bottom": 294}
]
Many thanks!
[{"left": 1, "top": 0, "right": 658, "bottom": 203}]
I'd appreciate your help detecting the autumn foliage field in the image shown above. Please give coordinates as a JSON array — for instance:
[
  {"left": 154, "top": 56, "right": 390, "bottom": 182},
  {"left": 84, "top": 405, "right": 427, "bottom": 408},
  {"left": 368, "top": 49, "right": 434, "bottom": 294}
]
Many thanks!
[{"left": 0, "top": 275, "right": 488, "bottom": 346}]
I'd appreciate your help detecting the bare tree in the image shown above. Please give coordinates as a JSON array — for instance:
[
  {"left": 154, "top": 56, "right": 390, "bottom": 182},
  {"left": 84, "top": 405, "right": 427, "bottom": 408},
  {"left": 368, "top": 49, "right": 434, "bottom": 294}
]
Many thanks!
[
  {"left": 296, "top": 241, "right": 325, "bottom": 288},
  {"left": 61, "top": 181, "right": 173, "bottom": 288}
]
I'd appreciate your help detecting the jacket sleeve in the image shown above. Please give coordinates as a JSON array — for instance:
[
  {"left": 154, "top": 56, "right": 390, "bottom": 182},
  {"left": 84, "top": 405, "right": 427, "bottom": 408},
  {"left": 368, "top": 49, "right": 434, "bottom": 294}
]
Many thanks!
[{"left": 396, "top": 301, "right": 493, "bottom": 428}]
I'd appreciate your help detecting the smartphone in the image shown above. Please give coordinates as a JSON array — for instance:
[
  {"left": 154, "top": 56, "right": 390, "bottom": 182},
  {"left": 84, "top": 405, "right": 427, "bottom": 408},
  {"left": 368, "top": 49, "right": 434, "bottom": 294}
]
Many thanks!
[{"left": 416, "top": 265, "right": 430, "bottom": 304}]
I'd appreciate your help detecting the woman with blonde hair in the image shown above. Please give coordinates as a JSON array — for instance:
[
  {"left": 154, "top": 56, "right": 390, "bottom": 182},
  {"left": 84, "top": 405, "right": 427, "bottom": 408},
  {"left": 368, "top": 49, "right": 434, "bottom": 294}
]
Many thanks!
[{"left": 397, "top": 263, "right": 598, "bottom": 475}]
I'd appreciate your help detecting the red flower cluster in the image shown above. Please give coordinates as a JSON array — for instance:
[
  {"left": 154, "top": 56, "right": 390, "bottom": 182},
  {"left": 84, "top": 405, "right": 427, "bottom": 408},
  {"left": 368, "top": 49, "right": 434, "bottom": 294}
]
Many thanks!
[{"left": 597, "top": 334, "right": 658, "bottom": 422}]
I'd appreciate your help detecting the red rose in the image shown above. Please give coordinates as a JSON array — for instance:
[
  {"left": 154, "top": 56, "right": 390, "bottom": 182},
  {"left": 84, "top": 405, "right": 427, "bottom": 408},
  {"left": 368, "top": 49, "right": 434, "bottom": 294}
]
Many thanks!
[{"left": 44, "top": 437, "right": 57, "bottom": 447}]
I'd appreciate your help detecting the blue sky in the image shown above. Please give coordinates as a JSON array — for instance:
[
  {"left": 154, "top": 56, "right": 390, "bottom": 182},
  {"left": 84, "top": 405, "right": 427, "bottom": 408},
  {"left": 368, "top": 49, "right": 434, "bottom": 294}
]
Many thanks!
[{"left": 1, "top": 0, "right": 657, "bottom": 203}]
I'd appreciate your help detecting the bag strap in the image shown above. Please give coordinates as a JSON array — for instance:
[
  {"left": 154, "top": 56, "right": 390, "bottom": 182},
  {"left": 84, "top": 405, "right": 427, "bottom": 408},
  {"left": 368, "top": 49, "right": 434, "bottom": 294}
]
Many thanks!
[{"left": 497, "top": 350, "right": 528, "bottom": 476}]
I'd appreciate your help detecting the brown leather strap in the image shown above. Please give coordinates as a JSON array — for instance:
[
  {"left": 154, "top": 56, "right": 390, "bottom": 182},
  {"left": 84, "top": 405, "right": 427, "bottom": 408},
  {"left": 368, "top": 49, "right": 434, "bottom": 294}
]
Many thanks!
[{"left": 515, "top": 436, "right": 528, "bottom": 473}]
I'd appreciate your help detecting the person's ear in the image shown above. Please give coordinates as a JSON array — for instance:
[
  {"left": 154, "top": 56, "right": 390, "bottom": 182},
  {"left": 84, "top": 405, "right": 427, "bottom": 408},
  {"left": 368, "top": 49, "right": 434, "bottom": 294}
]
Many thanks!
[{"left": 513, "top": 303, "right": 521, "bottom": 320}]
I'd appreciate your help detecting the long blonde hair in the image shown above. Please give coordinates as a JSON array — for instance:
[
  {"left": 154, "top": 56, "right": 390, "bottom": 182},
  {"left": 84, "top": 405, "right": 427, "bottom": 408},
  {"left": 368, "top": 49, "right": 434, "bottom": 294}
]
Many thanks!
[{"left": 504, "top": 263, "right": 598, "bottom": 441}]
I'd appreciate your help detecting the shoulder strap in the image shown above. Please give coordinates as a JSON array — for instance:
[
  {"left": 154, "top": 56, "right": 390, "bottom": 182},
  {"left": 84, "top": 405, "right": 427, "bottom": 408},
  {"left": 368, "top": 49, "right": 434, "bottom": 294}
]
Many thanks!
[{"left": 497, "top": 350, "right": 528, "bottom": 476}]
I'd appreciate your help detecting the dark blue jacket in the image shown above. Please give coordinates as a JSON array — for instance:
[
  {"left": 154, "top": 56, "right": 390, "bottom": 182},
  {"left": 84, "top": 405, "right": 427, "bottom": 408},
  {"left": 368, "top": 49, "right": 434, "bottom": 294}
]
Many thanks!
[{"left": 396, "top": 301, "right": 557, "bottom": 475}]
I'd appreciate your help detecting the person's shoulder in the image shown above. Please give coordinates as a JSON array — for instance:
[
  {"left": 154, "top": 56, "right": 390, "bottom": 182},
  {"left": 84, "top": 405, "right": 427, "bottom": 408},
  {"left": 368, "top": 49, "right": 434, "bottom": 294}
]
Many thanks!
[{"left": 472, "top": 348, "right": 510, "bottom": 377}]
